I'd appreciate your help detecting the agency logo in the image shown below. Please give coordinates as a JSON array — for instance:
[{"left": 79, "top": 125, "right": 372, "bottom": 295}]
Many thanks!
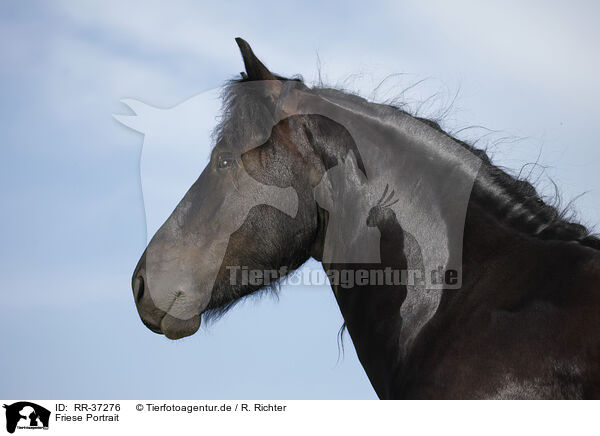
[{"left": 3, "top": 402, "right": 50, "bottom": 434}]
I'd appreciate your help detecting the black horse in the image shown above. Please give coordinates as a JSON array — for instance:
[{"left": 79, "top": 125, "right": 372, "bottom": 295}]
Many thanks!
[{"left": 132, "top": 38, "right": 600, "bottom": 399}]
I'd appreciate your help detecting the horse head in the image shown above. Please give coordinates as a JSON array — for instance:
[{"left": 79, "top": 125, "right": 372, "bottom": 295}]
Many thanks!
[{"left": 131, "top": 39, "right": 363, "bottom": 339}]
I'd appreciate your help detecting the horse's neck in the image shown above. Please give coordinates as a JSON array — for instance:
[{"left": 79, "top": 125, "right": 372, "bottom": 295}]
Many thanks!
[
  {"left": 320, "top": 208, "right": 444, "bottom": 398},
  {"left": 326, "top": 261, "right": 406, "bottom": 399},
  {"left": 319, "top": 193, "right": 528, "bottom": 398}
]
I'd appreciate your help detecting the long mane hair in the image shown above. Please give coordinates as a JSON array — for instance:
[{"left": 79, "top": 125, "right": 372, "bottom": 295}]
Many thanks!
[{"left": 217, "top": 74, "right": 600, "bottom": 251}]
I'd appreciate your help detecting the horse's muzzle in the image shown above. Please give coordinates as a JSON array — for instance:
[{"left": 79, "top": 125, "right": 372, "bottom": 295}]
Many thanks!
[{"left": 132, "top": 257, "right": 201, "bottom": 340}]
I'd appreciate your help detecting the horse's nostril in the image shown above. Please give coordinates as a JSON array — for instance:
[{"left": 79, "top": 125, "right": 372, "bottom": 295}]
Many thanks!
[{"left": 134, "top": 275, "right": 145, "bottom": 303}]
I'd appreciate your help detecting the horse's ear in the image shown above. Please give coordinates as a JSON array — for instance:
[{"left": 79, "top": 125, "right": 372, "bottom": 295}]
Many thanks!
[{"left": 235, "top": 37, "right": 277, "bottom": 81}]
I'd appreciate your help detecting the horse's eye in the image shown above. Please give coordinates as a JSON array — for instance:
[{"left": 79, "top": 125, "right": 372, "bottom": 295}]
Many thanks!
[{"left": 217, "top": 153, "right": 234, "bottom": 169}]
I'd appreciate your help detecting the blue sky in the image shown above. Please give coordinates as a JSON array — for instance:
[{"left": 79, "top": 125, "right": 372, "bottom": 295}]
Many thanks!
[{"left": 1, "top": 0, "right": 599, "bottom": 399}]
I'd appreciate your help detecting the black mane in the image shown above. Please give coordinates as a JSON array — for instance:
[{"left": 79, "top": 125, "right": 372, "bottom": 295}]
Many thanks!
[{"left": 218, "top": 75, "right": 600, "bottom": 251}]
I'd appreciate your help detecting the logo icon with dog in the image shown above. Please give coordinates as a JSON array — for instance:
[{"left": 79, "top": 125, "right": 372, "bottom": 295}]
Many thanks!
[{"left": 3, "top": 402, "right": 50, "bottom": 433}]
